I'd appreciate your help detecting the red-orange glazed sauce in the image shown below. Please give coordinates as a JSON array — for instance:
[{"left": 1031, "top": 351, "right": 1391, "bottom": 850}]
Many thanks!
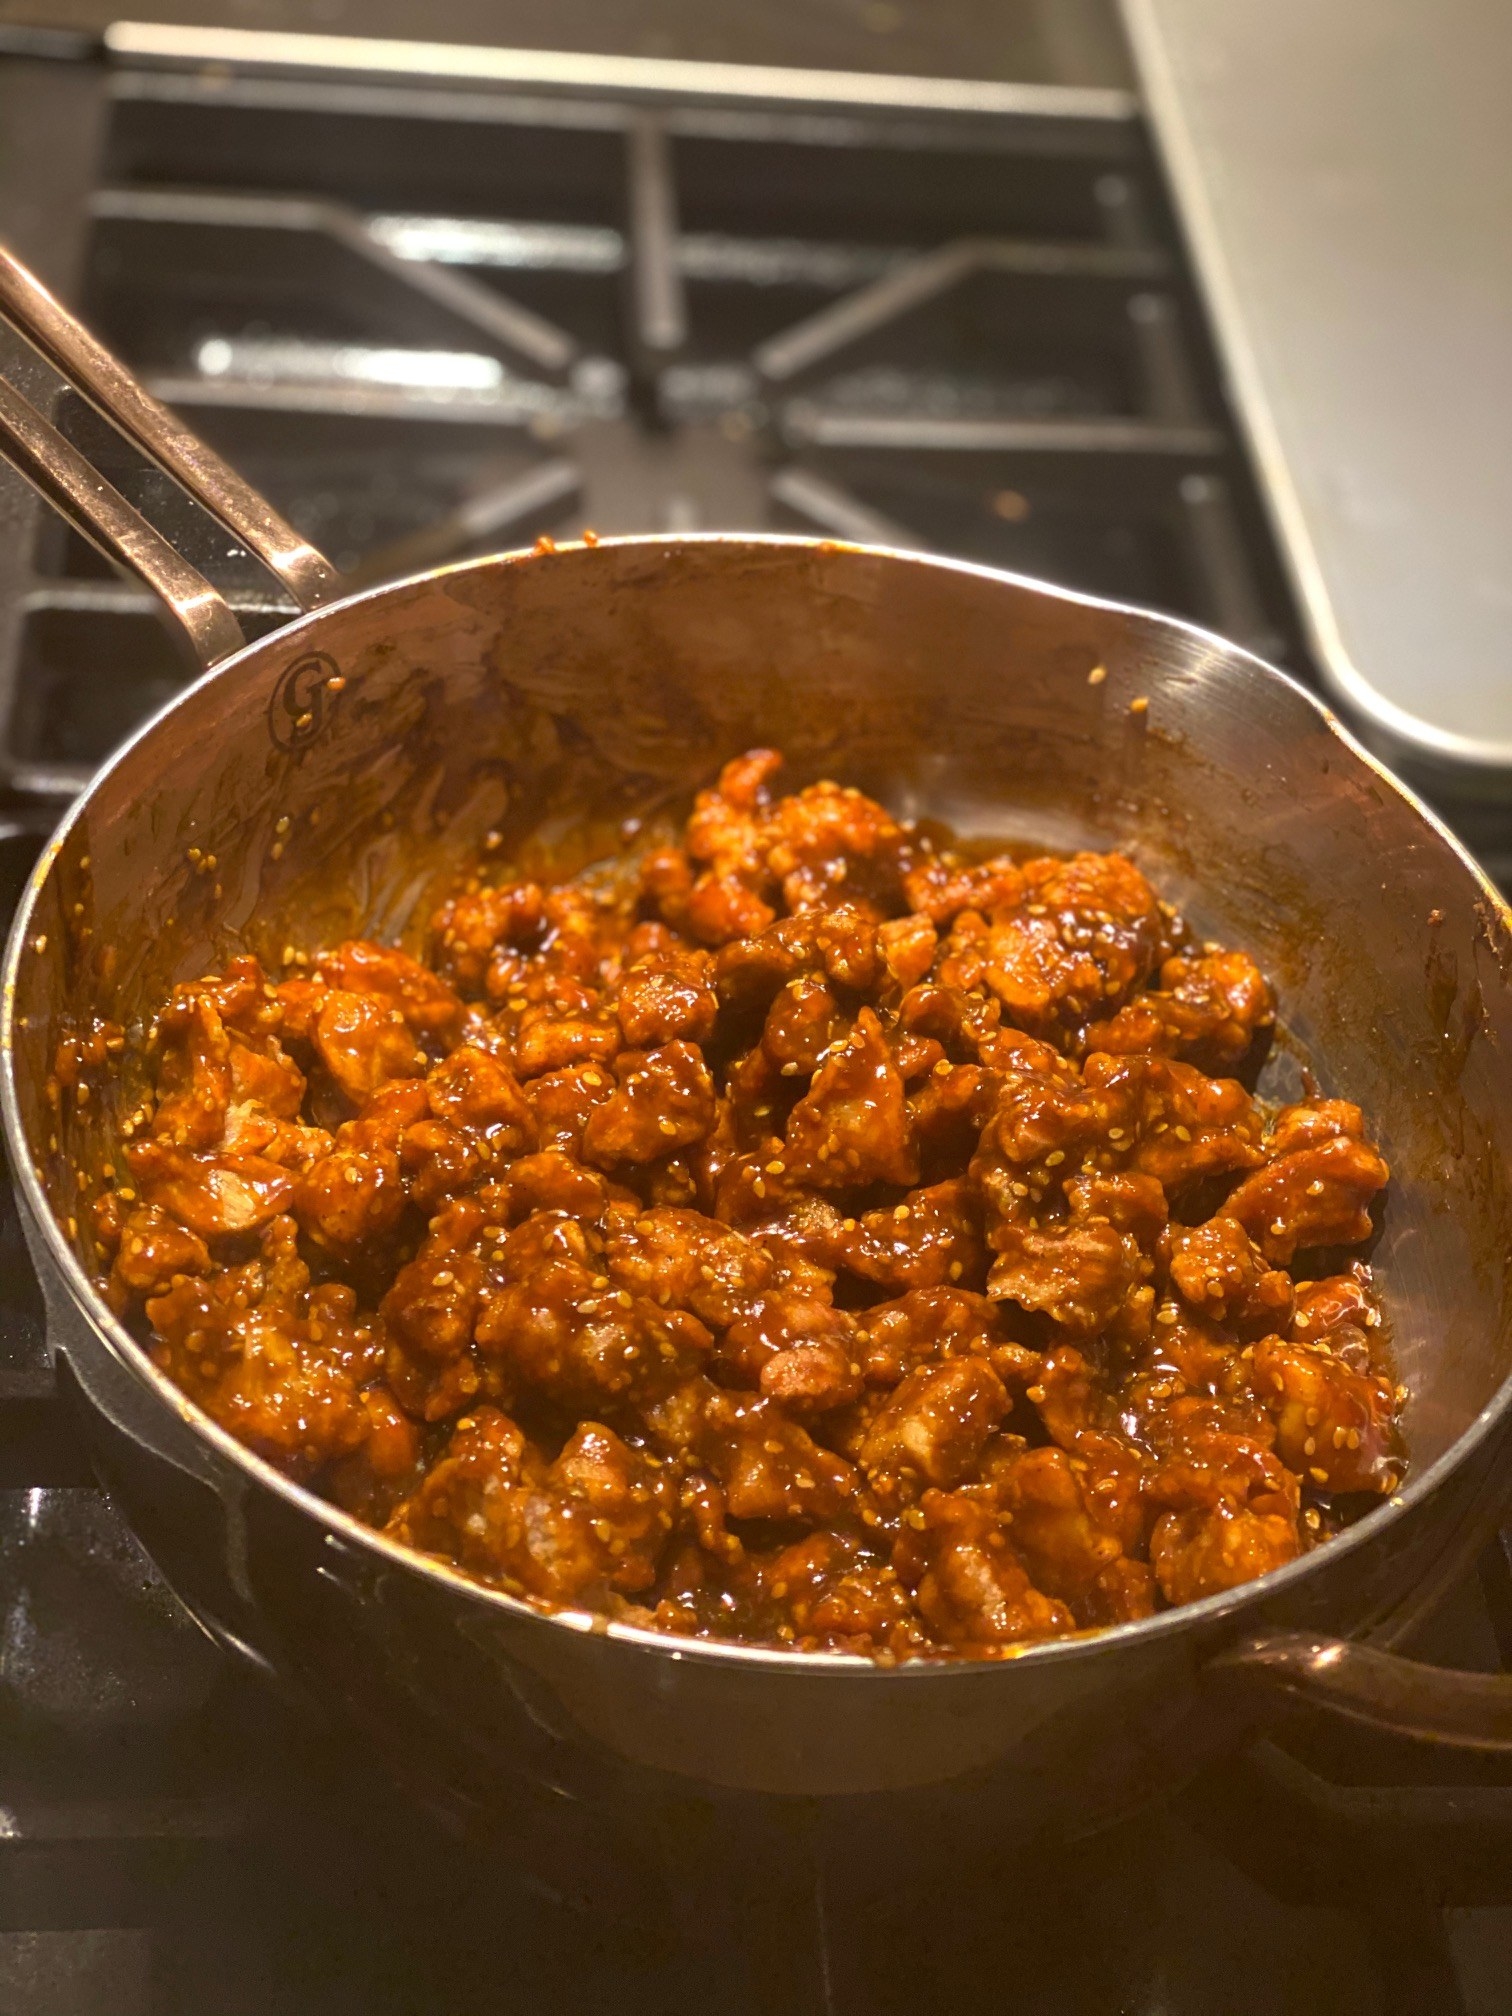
[{"left": 87, "top": 751, "right": 1402, "bottom": 1660}]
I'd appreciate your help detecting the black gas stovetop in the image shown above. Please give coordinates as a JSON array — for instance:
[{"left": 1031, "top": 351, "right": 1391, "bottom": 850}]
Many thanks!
[{"left": 0, "top": 27, "right": 1509, "bottom": 2016}]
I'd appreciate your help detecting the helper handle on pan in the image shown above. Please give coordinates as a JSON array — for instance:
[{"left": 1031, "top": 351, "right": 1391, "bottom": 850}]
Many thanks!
[
  {"left": 0, "top": 241, "right": 341, "bottom": 668},
  {"left": 1212, "top": 1630, "right": 1512, "bottom": 1751}
]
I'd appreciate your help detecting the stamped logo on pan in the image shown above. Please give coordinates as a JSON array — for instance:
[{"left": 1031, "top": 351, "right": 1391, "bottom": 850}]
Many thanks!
[{"left": 268, "top": 652, "right": 344, "bottom": 754}]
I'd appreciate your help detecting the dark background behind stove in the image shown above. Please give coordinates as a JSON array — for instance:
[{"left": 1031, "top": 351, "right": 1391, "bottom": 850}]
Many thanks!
[{"left": 0, "top": 15, "right": 1510, "bottom": 2016}]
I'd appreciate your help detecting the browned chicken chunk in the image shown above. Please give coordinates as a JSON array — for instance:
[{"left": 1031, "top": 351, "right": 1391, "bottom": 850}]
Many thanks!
[{"left": 97, "top": 749, "right": 1402, "bottom": 1662}]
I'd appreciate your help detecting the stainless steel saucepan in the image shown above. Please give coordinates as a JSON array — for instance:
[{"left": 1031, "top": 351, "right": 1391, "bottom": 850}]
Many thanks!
[{"left": 1, "top": 243, "right": 1511, "bottom": 1840}]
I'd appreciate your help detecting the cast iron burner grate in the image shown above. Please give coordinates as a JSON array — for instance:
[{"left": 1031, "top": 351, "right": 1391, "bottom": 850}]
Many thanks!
[
  {"left": 0, "top": 32, "right": 1508, "bottom": 2016},
  {"left": 0, "top": 29, "right": 1303, "bottom": 803}
]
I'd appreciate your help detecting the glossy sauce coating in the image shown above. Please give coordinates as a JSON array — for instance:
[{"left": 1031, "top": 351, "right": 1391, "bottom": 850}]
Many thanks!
[{"left": 88, "top": 752, "right": 1402, "bottom": 1660}]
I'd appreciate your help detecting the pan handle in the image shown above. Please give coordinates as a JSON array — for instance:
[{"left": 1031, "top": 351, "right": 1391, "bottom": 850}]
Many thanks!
[
  {"left": 1210, "top": 1630, "right": 1512, "bottom": 1751},
  {"left": 0, "top": 369, "right": 248, "bottom": 670},
  {"left": 0, "top": 242, "right": 341, "bottom": 669}
]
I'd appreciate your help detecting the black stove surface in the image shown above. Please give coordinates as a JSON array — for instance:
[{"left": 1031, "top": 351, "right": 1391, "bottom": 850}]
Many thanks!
[{"left": 0, "top": 30, "right": 1510, "bottom": 2016}]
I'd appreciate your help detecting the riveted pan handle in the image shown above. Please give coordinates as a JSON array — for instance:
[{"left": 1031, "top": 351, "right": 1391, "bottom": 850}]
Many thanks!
[
  {"left": 0, "top": 241, "right": 341, "bottom": 671},
  {"left": 1211, "top": 1630, "right": 1512, "bottom": 1751}
]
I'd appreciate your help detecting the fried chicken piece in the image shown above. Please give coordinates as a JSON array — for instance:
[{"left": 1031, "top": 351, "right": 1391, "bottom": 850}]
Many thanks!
[
  {"left": 146, "top": 1216, "right": 371, "bottom": 1475},
  {"left": 908, "top": 1058, "right": 999, "bottom": 1174},
  {"left": 124, "top": 1138, "right": 295, "bottom": 1240},
  {"left": 1222, "top": 1133, "right": 1389, "bottom": 1264},
  {"left": 1249, "top": 1335, "right": 1398, "bottom": 1494},
  {"left": 740, "top": 1532, "right": 928, "bottom": 1655},
  {"left": 761, "top": 777, "right": 912, "bottom": 916},
  {"left": 1150, "top": 1498, "right": 1300, "bottom": 1607},
  {"left": 580, "top": 1041, "right": 717, "bottom": 1168},
  {"left": 715, "top": 1292, "right": 863, "bottom": 1414},
  {"left": 605, "top": 1205, "right": 779, "bottom": 1327},
  {"left": 1027, "top": 1342, "right": 1102, "bottom": 1447},
  {"left": 381, "top": 1198, "right": 485, "bottom": 1409},
  {"left": 293, "top": 1142, "right": 406, "bottom": 1254},
  {"left": 318, "top": 939, "right": 465, "bottom": 1043},
  {"left": 643, "top": 749, "right": 783, "bottom": 945},
  {"left": 903, "top": 853, "right": 1027, "bottom": 927},
  {"left": 842, "top": 1178, "right": 986, "bottom": 1292},
  {"left": 1168, "top": 1217, "right": 1294, "bottom": 1334},
  {"left": 521, "top": 1061, "right": 616, "bottom": 1156},
  {"left": 712, "top": 906, "right": 885, "bottom": 1015},
  {"left": 326, "top": 1386, "right": 424, "bottom": 1522},
  {"left": 1082, "top": 1052, "right": 1263, "bottom": 1189},
  {"left": 1290, "top": 1266, "right": 1379, "bottom": 1342},
  {"left": 967, "top": 1050, "right": 1119, "bottom": 1245},
  {"left": 149, "top": 993, "right": 233, "bottom": 1150},
  {"left": 1083, "top": 949, "right": 1274, "bottom": 1070},
  {"left": 987, "top": 1218, "right": 1149, "bottom": 1337},
  {"left": 1267, "top": 1098, "right": 1369, "bottom": 1156},
  {"left": 953, "top": 851, "right": 1167, "bottom": 1039},
  {"left": 783, "top": 1006, "right": 918, "bottom": 1189},
  {"left": 430, "top": 881, "right": 545, "bottom": 994},
  {"left": 615, "top": 946, "right": 718, "bottom": 1049},
  {"left": 106, "top": 1204, "right": 211, "bottom": 1311},
  {"left": 857, "top": 1287, "right": 1028, "bottom": 1386},
  {"left": 486, "top": 1148, "right": 619, "bottom": 1225},
  {"left": 425, "top": 1043, "right": 536, "bottom": 1150},
  {"left": 692, "top": 1386, "right": 857, "bottom": 1523},
  {"left": 990, "top": 1445, "right": 1150, "bottom": 1624},
  {"left": 1065, "top": 1170, "right": 1168, "bottom": 1249},
  {"left": 473, "top": 1210, "right": 712, "bottom": 1413},
  {"left": 312, "top": 990, "right": 424, "bottom": 1106},
  {"left": 1144, "top": 1405, "right": 1301, "bottom": 1603},
  {"left": 858, "top": 1355, "right": 1009, "bottom": 1489},
  {"left": 760, "top": 973, "right": 849, "bottom": 1078},
  {"left": 390, "top": 1409, "right": 675, "bottom": 1603},
  {"left": 893, "top": 1490, "right": 1074, "bottom": 1650}
]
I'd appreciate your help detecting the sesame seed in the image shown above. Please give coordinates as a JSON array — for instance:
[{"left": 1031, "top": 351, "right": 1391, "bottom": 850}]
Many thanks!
[{"left": 1087, "top": 665, "right": 1107, "bottom": 686}]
